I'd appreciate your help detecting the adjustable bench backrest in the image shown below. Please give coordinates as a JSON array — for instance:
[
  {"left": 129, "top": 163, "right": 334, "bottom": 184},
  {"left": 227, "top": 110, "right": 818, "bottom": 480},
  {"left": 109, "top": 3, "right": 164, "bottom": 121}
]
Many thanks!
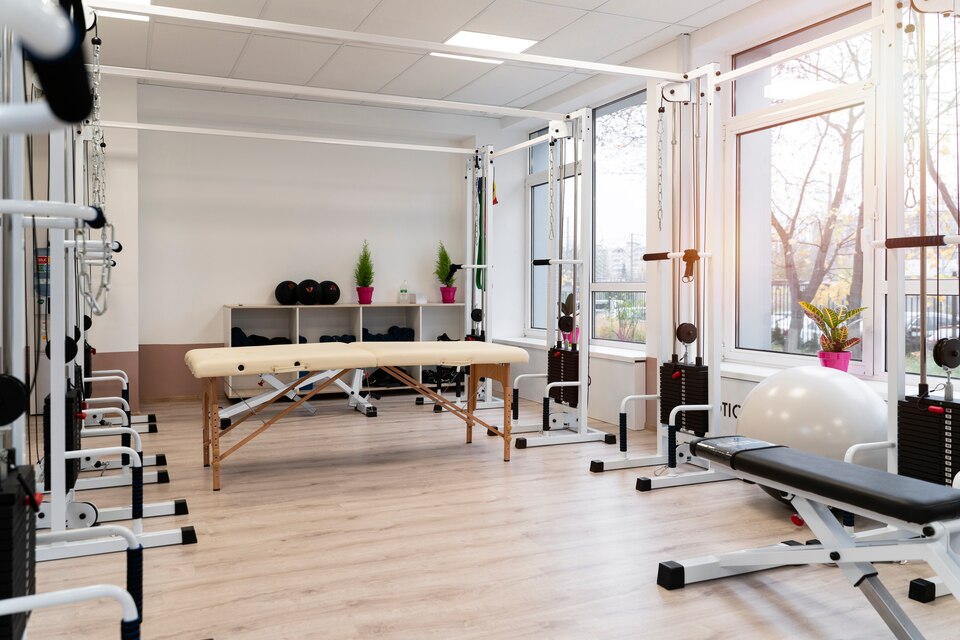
[{"left": 692, "top": 436, "right": 960, "bottom": 524}]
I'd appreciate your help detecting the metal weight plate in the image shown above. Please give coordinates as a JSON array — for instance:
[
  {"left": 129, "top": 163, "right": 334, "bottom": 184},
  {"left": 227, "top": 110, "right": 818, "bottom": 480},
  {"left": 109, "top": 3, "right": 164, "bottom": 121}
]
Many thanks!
[
  {"left": 933, "top": 337, "right": 960, "bottom": 370},
  {"left": 676, "top": 322, "right": 698, "bottom": 345},
  {"left": 0, "top": 374, "right": 29, "bottom": 425}
]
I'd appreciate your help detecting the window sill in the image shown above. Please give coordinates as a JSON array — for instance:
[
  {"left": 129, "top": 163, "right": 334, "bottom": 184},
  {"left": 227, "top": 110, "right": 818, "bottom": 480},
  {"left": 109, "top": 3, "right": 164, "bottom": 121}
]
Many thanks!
[{"left": 495, "top": 337, "right": 648, "bottom": 363}]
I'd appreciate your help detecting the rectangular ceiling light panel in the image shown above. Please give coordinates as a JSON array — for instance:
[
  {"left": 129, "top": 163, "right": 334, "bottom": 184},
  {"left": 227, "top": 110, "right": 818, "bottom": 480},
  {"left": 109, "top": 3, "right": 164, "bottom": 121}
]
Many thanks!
[{"left": 444, "top": 30, "right": 537, "bottom": 53}]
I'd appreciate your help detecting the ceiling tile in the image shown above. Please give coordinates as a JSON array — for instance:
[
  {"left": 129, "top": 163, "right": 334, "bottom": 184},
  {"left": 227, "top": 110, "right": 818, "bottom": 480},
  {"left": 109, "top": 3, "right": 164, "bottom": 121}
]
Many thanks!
[
  {"left": 528, "top": 12, "right": 662, "bottom": 61},
  {"left": 532, "top": 0, "right": 606, "bottom": 8},
  {"left": 259, "top": 0, "right": 382, "bottom": 30},
  {"left": 154, "top": 0, "right": 268, "bottom": 17},
  {"left": 232, "top": 36, "right": 339, "bottom": 84},
  {"left": 679, "top": 0, "right": 763, "bottom": 29},
  {"left": 446, "top": 65, "right": 569, "bottom": 105},
  {"left": 599, "top": 23, "right": 689, "bottom": 65},
  {"left": 357, "top": 0, "right": 495, "bottom": 42},
  {"left": 86, "top": 15, "right": 150, "bottom": 69},
  {"left": 380, "top": 55, "right": 494, "bottom": 99},
  {"left": 149, "top": 23, "right": 249, "bottom": 76},
  {"left": 596, "top": 0, "right": 717, "bottom": 23},
  {"left": 308, "top": 46, "right": 423, "bottom": 93},
  {"left": 465, "top": 0, "right": 585, "bottom": 41},
  {"left": 507, "top": 72, "right": 591, "bottom": 108}
]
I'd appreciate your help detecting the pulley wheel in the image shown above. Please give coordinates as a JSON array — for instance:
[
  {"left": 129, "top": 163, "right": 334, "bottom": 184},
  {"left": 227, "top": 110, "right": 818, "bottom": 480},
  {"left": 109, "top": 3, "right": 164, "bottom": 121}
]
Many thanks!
[
  {"left": 676, "top": 322, "right": 698, "bottom": 345},
  {"left": 83, "top": 314, "right": 92, "bottom": 331},
  {"left": 558, "top": 315, "right": 575, "bottom": 333},
  {"left": 0, "top": 374, "right": 29, "bottom": 426},
  {"left": 933, "top": 337, "right": 960, "bottom": 370},
  {"left": 471, "top": 308, "right": 484, "bottom": 323},
  {"left": 45, "top": 337, "right": 79, "bottom": 362},
  {"left": 65, "top": 501, "right": 99, "bottom": 528}
]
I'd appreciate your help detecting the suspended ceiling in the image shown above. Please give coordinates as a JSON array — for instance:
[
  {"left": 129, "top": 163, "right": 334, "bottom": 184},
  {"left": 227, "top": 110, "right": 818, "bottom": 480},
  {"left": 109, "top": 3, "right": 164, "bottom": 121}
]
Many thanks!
[{"left": 89, "top": 0, "right": 761, "bottom": 115}]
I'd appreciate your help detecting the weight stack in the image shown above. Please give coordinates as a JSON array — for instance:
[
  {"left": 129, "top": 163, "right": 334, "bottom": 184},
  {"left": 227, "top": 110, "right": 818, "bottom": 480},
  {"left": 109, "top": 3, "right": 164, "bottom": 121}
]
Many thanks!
[
  {"left": 0, "top": 466, "right": 36, "bottom": 640},
  {"left": 898, "top": 396, "right": 957, "bottom": 486},
  {"left": 659, "top": 362, "right": 709, "bottom": 437},
  {"left": 43, "top": 388, "right": 82, "bottom": 492},
  {"left": 547, "top": 347, "right": 579, "bottom": 407}
]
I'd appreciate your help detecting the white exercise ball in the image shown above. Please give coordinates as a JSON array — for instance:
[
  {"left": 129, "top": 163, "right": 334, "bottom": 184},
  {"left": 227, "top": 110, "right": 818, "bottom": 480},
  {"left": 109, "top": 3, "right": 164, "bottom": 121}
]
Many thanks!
[{"left": 737, "top": 366, "right": 887, "bottom": 469}]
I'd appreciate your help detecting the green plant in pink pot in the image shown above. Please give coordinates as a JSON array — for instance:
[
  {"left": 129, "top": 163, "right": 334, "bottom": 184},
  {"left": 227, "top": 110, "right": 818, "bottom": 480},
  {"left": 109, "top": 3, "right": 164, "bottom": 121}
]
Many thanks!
[{"left": 799, "top": 301, "right": 866, "bottom": 372}]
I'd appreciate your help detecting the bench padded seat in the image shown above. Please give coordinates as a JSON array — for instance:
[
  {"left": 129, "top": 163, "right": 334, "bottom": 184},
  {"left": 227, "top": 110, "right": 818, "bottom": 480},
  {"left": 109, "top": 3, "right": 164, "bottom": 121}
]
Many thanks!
[{"left": 693, "top": 436, "right": 960, "bottom": 524}]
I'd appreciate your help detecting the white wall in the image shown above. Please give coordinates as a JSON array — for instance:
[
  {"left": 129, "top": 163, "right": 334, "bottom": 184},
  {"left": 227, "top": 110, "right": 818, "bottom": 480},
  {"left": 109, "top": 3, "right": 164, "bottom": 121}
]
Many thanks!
[
  {"left": 87, "top": 77, "right": 139, "bottom": 353},
  {"left": 136, "top": 85, "right": 524, "bottom": 345}
]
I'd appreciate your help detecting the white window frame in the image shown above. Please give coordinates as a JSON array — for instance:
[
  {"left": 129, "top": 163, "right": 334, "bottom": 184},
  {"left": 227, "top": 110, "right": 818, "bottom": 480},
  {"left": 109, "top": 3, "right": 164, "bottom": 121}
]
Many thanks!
[{"left": 722, "top": 80, "right": 882, "bottom": 377}]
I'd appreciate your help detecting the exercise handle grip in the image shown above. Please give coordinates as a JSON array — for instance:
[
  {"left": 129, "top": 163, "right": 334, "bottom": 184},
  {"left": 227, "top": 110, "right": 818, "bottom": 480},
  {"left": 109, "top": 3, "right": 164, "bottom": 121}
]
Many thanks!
[
  {"left": 532, "top": 259, "right": 551, "bottom": 266},
  {"left": 885, "top": 235, "right": 948, "bottom": 249},
  {"left": 642, "top": 252, "right": 671, "bottom": 261}
]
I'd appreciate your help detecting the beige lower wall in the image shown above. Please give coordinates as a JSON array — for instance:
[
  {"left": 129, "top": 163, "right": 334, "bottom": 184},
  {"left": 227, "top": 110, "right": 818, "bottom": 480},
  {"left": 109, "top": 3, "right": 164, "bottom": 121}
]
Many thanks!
[
  {"left": 89, "top": 351, "right": 140, "bottom": 413},
  {"left": 139, "top": 343, "right": 219, "bottom": 402}
]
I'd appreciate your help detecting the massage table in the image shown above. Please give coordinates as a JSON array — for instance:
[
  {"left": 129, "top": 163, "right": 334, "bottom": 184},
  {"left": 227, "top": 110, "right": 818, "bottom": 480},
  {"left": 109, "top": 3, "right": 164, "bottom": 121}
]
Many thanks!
[
  {"left": 659, "top": 436, "right": 960, "bottom": 639},
  {"left": 185, "top": 341, "right": 529, "bottom": 490}
]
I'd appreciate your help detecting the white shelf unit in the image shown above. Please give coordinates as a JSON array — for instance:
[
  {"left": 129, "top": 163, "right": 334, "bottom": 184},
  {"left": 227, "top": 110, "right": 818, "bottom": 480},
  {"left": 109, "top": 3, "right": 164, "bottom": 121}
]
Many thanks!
[{"left": 223, "top": 303, "right": 465, "bottom": 397}]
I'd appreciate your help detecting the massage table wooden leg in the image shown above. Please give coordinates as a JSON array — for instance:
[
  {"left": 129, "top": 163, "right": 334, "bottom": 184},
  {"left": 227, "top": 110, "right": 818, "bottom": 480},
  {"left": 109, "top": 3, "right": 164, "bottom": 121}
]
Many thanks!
[
  {"left": 471, "top": 363, "right": 512, "bottom": 461},
  {"left": 201, "top": 381, "right": 211, "bottom": 467},
  {"left": 209, "top": 378, "right": 222, "bottom": 491},
  {"left": 466, "top": 371, "right": 477, "bottom": 444}
]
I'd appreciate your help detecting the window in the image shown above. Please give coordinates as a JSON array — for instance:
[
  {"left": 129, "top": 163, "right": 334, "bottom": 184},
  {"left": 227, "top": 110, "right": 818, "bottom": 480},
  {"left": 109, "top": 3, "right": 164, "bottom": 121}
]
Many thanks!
[
  {"left": 592, "top": 91, "right": 648, "bottom": 345},
  {"left": 525, "top": 94, "right": 648, "bottom": 345},
  {"left": 730, "top": 8, "right": 875, "bottom": 369},
  {"left": 527, "top": 129, "right": 577, "bottom": 332}
]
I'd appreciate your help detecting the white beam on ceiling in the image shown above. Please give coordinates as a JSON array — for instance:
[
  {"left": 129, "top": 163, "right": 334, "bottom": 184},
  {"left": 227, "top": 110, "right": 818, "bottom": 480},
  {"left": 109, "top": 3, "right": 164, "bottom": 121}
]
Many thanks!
[
  {"left": 86, "top": 0, "right": 685, "bottom": 82},
  {"left": 99, "top": 65, "right": 567, "bottom": 121},
  {"left": 101, "top": 121, "right": 478, "bottom": 155}
]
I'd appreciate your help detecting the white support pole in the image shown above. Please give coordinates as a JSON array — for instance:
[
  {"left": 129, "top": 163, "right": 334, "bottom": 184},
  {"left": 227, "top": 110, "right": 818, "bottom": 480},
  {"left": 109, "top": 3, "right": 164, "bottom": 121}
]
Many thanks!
[
  {"left": 47, "top": 126, "right": 70, "bottom": 532},
  {"left": 2, "top": 30, "right": 29, "bottom": 465},
  {"left": 576, "top": 108, "right": 593, "bottom": 433},
  {"left": 882, "top": 0, "right": 906, "bottom": 473},
  {"left": 102, "top": 120, "right": 478, "bottom": 155},
  {"left": 703, "top": 64, "right": 724, "bottom": 436}
]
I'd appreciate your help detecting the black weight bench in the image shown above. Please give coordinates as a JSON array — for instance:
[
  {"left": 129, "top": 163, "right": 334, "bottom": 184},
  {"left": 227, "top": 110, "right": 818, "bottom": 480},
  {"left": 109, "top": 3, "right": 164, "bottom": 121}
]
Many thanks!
[{"left": 658, "top": 436, "right": 960, "bottom": 640}]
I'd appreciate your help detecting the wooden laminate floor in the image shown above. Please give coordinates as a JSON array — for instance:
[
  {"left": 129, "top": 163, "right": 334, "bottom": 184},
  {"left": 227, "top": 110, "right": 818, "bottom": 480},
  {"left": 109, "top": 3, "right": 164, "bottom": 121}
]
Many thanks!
[{"left": 24, "top": 394, "right": 960, "bottom": 639}]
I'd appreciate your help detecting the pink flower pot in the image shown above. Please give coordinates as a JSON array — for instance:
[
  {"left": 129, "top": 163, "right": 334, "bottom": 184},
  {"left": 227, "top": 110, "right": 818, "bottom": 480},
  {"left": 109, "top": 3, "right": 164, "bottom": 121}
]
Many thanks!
[
  {"left": 440, "top": 286, "right": 457, "bottom": 304},
  {"left": 356, "top": 286, "right": 374, "bottom": 305},
  {"left": 818, "top": 350, "right": 851, "bottom": 372}
]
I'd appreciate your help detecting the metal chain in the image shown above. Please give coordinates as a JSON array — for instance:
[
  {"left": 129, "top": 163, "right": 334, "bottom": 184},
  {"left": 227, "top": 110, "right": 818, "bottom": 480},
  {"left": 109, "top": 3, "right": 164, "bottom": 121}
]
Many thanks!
[
  {"left": 80, "top": 37, "right": 114, "bottom": 316},
  {"left": 657, "top": 104, "right": 665, "bottom": 231},
  {"left": 904, "top": 13, "right": 919, "bottom": 210}
]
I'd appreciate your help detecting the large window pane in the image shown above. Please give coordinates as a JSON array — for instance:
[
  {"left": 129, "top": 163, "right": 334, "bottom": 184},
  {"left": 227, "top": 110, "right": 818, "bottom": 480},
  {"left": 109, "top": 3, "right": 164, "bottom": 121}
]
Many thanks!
[
  {"left": 594, "top": 92, "right": 646, "bottom": 284},
  {"left": 593, "top": 291, "right": 647, "bottom": 343},
  {"left": 736, "top": 104, "right": 865, "bottom": 357},
  {"left": 733, "top": 6, "right": 872, "bottom": 116},
  {"left": 530, "top": 178, "right": 576, "bottom": 330}
]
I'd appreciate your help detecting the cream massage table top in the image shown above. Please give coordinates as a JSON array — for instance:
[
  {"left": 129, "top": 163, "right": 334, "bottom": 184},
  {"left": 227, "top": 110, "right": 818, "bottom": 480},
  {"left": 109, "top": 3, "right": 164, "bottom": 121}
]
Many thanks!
[{"left": 185, "top": 341, "right": 529, "bottom": 379}]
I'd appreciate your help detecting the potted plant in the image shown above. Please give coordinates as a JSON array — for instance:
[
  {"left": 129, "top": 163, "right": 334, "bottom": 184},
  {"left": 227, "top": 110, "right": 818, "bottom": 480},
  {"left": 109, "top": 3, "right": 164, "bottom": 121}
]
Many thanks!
[
  {"left": 798, "top": 301, "right": 866, "bottom": 372},
  {"left": 434, "top": 241, "right": 457, "bottom": 303},
  {"left": 354, "top": 240, "right": 374, "bottom": 304}
]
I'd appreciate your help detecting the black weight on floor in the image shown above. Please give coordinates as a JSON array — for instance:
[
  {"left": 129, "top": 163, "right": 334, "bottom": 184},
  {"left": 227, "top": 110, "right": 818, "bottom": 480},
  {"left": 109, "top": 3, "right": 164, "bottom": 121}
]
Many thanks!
[
  {"left": 274, "top": 281, "right": 298, "bottom": 305},
  {"left": 296, "top": 279, "right": 322, "bottom": 305},
  {"left": 319, "top": 281, "right": 341, "bottom": 305}
]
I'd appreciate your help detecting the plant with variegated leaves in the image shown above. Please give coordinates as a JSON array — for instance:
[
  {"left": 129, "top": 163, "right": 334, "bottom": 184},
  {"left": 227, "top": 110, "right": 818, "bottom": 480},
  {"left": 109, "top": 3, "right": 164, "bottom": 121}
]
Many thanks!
[{"left": 798, "top": 301, "right": 867, "bottom": 353}]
